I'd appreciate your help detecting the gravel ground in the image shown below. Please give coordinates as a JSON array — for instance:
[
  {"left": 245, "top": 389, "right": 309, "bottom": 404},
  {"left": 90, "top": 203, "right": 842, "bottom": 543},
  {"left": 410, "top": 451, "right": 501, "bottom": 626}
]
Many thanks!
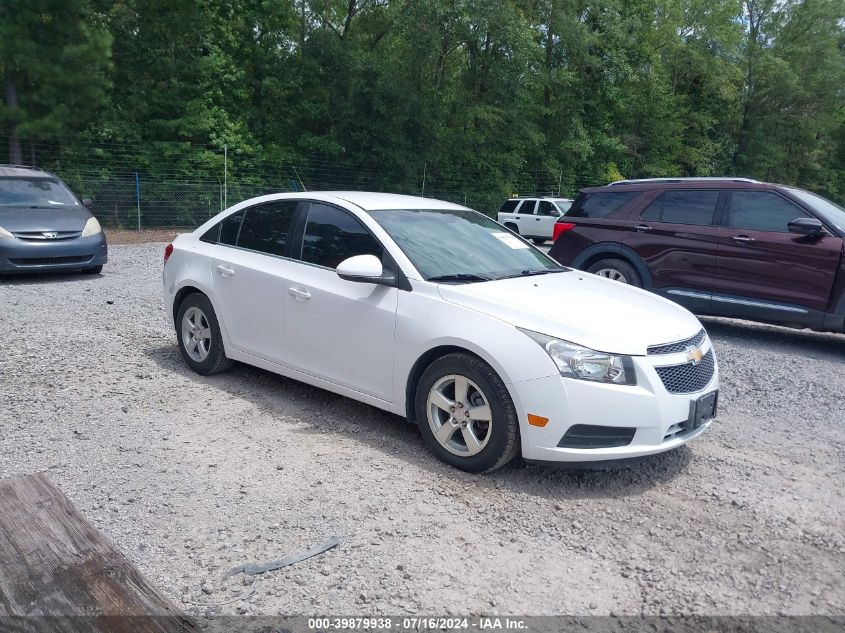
[{"left": 1, "top": 243, "right": 843, "bottom": 618}]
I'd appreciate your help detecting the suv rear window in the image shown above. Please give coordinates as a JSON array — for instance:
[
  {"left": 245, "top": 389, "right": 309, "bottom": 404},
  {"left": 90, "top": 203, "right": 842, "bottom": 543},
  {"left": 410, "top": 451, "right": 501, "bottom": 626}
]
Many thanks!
[{"left": 568, "top": 191, "right": 639, "bottom": 218}]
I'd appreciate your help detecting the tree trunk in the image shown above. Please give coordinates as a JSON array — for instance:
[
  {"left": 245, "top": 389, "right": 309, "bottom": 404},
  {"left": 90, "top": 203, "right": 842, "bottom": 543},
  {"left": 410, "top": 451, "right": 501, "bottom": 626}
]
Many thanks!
[{"left": 5, "top": 72, "right": 22, "bottom": 164}]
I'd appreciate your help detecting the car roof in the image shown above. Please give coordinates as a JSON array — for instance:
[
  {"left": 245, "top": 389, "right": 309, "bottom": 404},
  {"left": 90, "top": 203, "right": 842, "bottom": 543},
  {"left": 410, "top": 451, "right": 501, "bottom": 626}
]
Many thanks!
[
  {"left": 313, "top": 191, "right": 467, "bottom": 211},
  {"left": 584, "top": 178, "right": 780, "bottom": 193},
  {"left": 0, "top": 165, "right": 56, "bottom": 179}
]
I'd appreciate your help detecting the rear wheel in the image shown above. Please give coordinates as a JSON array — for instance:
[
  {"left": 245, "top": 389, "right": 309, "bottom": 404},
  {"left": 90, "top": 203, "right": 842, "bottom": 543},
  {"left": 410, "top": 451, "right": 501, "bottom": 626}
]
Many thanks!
[
  {"left": 587, "top": 258, "right": 642, "bottom": 287},
  {"left": 415, "top": 353, "right": 520, "bottom": 473},
  {"left": 504, "top": 223, "right": 520, "bottom": 235},
  {"left": 175, "top": 293, "right": 232, "bottom": 375}
]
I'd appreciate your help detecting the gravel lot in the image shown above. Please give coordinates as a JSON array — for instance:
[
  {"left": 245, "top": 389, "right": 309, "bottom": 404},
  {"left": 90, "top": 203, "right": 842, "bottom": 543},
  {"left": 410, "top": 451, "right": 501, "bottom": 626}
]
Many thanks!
[{"left": 1, "top": 243, "right": 844, "bottom": 618}]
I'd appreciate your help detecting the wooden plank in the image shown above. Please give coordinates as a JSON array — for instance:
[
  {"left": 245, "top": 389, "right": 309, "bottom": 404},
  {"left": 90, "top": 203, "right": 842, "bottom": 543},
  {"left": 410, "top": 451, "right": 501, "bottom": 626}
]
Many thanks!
[{"left": 0, "top": 473, "right": 199, "bottom": 633}]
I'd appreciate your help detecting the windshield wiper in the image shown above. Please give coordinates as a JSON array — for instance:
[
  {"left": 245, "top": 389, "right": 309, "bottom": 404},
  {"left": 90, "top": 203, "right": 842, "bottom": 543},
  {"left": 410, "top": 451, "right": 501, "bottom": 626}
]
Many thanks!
[
  {"left": 427, "top": 273, "right": 493, "bottom": 283},
  {"left": 496, "top": 268, "right": 568, "bottom": 280}
]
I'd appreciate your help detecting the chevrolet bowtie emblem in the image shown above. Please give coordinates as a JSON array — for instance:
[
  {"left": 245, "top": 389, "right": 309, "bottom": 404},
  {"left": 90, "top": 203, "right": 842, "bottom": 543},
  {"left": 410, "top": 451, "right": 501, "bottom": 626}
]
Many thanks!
[{"left": 687, "top": 348, "right": 704, "bottom": 364}]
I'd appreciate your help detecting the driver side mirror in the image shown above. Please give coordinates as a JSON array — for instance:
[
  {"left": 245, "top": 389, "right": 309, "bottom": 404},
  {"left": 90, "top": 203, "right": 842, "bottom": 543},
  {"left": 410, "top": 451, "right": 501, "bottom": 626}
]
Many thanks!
[
  {"left": 788, "top": 217, "right": 827, "bottom": 238},
  {"left": 336, "top": 254, "right": 395, "bottom": 286}
]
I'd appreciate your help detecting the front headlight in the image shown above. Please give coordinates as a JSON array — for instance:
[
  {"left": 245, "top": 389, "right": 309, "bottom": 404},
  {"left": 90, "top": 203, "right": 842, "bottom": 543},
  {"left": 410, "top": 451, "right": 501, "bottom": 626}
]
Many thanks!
[
  {"left": 519, "top": 328, "right": 637, "bottom": 385},
  {"left": 0, "top": 225, "right": 13, "bottom": 240},
  {"left": 81, "top": 217, "right": 102, "bottom": 237}
]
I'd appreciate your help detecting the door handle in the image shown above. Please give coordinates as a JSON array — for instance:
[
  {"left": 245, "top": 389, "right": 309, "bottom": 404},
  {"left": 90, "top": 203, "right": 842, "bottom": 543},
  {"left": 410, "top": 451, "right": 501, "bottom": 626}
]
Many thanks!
[
  {"left": 288, "top": 287, "right": 311, "bottom": 300},
  {"left": 634, "top": 224, "right": 651, "bottom": 232},
  {"left": 535, "top": 217, "right": 542, "bottom": 221},
  {"left": 732, "top": 235, "right": 755, "bottom": 243},
  {"left": 215, "top": 265, "right": 235, "bottom": 277}
]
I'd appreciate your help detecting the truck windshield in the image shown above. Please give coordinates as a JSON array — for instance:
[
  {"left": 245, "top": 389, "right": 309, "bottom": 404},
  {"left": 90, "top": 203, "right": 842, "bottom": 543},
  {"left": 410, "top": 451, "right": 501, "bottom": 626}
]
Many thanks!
[{"left": 370, "top": 208, "right": 563, "bottom": 282}]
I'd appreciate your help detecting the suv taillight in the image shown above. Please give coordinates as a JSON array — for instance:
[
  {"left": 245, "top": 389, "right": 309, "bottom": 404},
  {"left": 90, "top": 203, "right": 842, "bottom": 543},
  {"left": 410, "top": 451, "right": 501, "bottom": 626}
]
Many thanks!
[
  {"left": 164, "top": 243, "right": 173, "bottom": 264},
  {"left": 553, "top": 222, "right": 576, "bottom": 241}
]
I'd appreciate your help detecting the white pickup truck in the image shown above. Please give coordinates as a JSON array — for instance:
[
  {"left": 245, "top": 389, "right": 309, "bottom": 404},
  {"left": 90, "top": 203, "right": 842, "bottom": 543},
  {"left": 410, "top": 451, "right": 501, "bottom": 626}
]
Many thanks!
[{"left": 496, "top": 197, "right": 573, "bottom": 244}]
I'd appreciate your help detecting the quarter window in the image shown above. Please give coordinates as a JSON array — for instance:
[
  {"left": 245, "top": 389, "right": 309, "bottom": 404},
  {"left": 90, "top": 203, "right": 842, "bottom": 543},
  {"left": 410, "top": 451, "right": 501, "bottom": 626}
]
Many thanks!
[
  {"left": 568, "top": 191, "right": 640, "bottom": 218},
  {"left": 728, "top": 191, "right": 808, "bottom": 233},
  {"left": 299, "top": 203, "right": 383, "bottom": 269},
  {"left": 498, "top": 200, "right": 519, "bottom": 214},
  {"left": 236, "top": 201, "right": 298, "bottom": 256}
]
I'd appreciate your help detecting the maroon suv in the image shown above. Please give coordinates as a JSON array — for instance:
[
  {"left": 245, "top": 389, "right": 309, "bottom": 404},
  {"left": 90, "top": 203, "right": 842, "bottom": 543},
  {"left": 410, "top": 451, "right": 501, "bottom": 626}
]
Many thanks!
[{"left": 548, "top": 178, "right": 845, "bottom": 333}]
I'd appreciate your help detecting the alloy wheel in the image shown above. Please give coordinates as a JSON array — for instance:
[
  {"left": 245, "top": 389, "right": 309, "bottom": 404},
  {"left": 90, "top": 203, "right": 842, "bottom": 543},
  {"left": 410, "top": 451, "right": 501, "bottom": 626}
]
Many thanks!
[
  {"left": 595, "top": 268, "right": 628, "bottom": 283},
  {"left": 426, "top": 374, "right": 493, "bottom": 457},
  {"left": 181, "top": 306, "right": 211, "bottom": 362}
]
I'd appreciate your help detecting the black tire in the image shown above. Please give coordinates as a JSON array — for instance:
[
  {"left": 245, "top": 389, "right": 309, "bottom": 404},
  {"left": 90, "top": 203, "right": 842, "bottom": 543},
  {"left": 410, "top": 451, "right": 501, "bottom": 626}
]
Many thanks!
[
  {"left": 532, "top": 238, "right": 546, "bottom": 245},
  {"left": 81, "top": 265, "right": 103, "bottom": 274},
  {"left": 175, "top": 293, "right": 232, "bottom": 375},
  {"left": 504, "top": 223, "right": 520, "bottom": 235},
  {"left": 415, "top": 353, "right": 520, "bottom": 473},
  {"left": 586, "top": 258, "right": 642, "bottom": 287}
]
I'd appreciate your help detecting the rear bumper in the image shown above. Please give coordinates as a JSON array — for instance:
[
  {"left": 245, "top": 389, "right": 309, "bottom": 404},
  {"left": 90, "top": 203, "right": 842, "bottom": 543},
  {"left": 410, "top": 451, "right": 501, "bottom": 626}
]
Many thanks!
[{"left": 0, "top": 233, "right": 108, "bottom": 272}]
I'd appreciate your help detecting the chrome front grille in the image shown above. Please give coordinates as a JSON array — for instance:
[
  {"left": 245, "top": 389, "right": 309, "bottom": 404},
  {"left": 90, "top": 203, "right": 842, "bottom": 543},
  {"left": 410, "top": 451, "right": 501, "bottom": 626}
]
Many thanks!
[
  {"left": 655, "top": 350, "right": 715, "bottom": 394},
  {"left": 647, "top": 329, "right": 706, "bottom": 355},
  {"left": 12, "top": 230, "right": 82, "bottom": 241}
]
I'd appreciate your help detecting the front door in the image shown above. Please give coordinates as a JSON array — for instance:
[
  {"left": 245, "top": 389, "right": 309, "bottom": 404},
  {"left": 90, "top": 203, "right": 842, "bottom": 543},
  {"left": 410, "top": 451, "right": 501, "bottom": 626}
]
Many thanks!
[
  {"left": 210, "top": 200, "right": 299, "bottom": 361},
  {"left": 534, "top": 200, "right": 560, "bottom": 238},
  {"left": 715, "top": 190, "right": 841, "bottom": 315},
  {"left": 283, "top": 202, "right": 398, "bottom": 402}
]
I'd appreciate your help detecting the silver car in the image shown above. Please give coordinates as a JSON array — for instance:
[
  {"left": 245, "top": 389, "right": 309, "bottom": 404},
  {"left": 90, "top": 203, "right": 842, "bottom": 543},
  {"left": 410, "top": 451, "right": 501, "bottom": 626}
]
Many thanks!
[{"left": 0, "top": 165, "right": 107, "bottom": 274}]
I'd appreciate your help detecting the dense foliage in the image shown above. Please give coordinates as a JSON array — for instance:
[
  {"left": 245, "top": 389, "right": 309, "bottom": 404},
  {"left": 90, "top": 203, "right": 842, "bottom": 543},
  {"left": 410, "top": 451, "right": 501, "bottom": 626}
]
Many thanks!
[{"left": 1, "top": 0, "right": 844, "bottom": 212}]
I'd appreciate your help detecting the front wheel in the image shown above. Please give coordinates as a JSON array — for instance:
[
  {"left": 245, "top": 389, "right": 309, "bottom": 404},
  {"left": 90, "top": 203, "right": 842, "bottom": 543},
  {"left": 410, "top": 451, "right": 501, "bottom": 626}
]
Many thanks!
[
  {"left": 586, "top": 258, "right": 643, "bottom": 287},
  {"left": 415, "top": 353, "right": 520, "bottom": 473}
]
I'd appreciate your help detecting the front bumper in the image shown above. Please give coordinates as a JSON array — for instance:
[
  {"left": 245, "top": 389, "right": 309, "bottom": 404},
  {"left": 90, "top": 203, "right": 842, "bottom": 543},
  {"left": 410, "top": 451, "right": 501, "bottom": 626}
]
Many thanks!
[
  {"left": 0, "top": 233, "right": 108, "bottom": 273},
  {"left": 512, "top": 339, "right": 719, "bottom": 462}
]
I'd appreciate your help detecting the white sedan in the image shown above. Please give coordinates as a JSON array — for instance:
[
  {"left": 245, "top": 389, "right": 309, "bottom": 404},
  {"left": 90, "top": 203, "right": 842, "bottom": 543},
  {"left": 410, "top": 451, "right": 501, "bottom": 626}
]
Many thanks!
[{"left": 163, "top": 192, "right": 718, "bottom": 472}]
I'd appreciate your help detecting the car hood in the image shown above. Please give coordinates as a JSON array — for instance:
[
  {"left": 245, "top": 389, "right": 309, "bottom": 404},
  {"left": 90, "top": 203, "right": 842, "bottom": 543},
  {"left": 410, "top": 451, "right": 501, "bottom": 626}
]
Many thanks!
[
  {"left": 437, "top": 271, "right": 703, "bottom": 356},
  {"left": 0, "top": 206, "right": 92, "bottom": 232}
]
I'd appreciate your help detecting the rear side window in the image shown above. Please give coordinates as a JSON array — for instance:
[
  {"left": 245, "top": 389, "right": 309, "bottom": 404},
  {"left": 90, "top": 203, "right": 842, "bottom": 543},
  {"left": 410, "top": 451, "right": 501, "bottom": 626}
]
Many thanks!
[
  {"left": 517, "top": 201, "right": 536, "bottom": 214},
  {"left": 728, "top": 191, "right": 808, "bottom": 233},
  {"left": 298, "top": 203, "right": 383, "bottom": 269},
  {"left": 237, "top": 201, "right": 298, "bottom": 256},
  {"left": 568, "top": 191, "right": 639, "bottom": 218},
  {"left": 219, "top": 211, "right": 244, "bottom": 246},
  {"left": 498, "top": 200, "right": 519, "bottom": 214},
  {"left": 643, "top": 190, "right": 719, "bottom": 226}
]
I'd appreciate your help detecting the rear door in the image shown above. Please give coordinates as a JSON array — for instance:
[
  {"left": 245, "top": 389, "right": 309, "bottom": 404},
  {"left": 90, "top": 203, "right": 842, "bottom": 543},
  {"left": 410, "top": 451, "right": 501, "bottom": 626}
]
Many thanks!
[
  {"left": 624, "top": 189, "right": 722, "bottom": 310},
  {"left": 515, "top": 200, "right": 537, "bottom": 236},
  {"left": 282, "top": 202, "right": 398, "bottom": 401},
  {"left": 209, "top": 200, "right": 299, "bottom": 361},
  {"left": 715, "top": 190, "right": 841, "bottom": 314}
]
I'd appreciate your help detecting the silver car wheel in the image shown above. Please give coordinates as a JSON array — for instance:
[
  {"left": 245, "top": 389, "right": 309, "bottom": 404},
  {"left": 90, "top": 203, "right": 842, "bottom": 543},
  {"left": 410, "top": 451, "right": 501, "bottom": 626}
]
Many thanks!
[
  {"left": 595, "top": 268, "right": 628, "bottom": 283},
  {"left": 181, "top": 306, "right": 211, "bottom": 362},
  {"left": 427, "top": 374, "right": 493, "bottom": 457}
]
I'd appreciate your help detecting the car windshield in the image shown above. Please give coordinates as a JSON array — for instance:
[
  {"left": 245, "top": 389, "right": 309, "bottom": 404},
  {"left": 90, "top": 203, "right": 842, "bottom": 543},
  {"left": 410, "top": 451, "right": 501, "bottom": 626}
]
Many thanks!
[
  {"left": 784, "top": 187, "right": 845, "bottom": 234},
  {"left": 369, "top": 208, "right": 565, "bottom": 282},
  {"left": 0, "top": 177, "right": 79, "bottom": 208}
]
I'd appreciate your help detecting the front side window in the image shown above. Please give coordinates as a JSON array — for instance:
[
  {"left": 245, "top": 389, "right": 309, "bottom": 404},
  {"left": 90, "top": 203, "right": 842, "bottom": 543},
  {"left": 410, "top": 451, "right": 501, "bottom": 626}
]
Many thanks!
[
  {"left": 299, "top": 203, "right": 383, "bottom": 268},
  {"left": 537, "top": 201, "right": 558, "bottom": 216},
  {"left": 567, "top": 191, "right": 640, "bottom": 218},
  {"left": 0, "top": 177, "right": 79, "bottom": 207},
  {"left": 370, "top": 208, "right": 561, "bottom": 281},
  {"left": 729, "top": 191, "right": 808, "bottom": 233},
  {"left": 237, "top": 201, "right": 298, "bottom": 256}
]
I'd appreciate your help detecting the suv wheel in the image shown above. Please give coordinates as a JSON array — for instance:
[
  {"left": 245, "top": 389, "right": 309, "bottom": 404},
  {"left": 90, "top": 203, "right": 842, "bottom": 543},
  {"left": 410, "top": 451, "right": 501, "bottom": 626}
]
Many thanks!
[
  {"left": 415, "top": 353, "right": 520, "bottom": 473},
  {"left": 532, "top": 238, "right": 546, "bottom": 245},
  {"left": 587, "top": 258, "right": 642, "bottom": 287}
]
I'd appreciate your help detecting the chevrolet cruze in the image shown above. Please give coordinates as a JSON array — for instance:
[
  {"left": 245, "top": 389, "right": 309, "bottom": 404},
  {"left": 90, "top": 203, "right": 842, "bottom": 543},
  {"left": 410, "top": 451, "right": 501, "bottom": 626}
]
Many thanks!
[{"left": 163, "top": 192, "right": 719, "bottom": 472}]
